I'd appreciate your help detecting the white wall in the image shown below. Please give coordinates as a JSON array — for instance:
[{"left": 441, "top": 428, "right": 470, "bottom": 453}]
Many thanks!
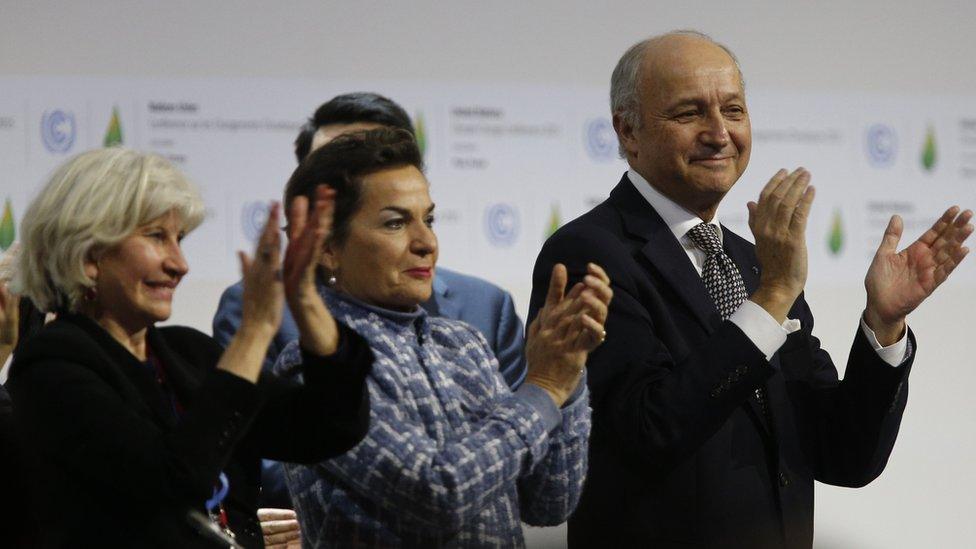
[{"left": 3, "top": 2, "right": 975, "bottom": 547}]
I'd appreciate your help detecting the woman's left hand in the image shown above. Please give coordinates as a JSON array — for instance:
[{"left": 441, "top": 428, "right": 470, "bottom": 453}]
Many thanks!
[
  {"left": 524, "top": 263, "right": 612, "bottom": 406},
  {"left": 284, "top": 185, "right": 341, "bottom": 356}
]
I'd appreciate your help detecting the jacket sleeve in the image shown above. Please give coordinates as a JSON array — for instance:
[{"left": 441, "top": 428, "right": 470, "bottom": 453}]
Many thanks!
[
  {"left": 282, "top": 327, "right": 562, "bottom": 533},
  {"left": 242, "top": 322, "right": 372, "bottom": 463},
  {"left": 780, "top": 300, "right": 914, "bottom": 487},
  {"left": 517, "top": 381, "right": 591, "bottom": 526},
  {"left": 8, "top": 356, "right": 261, "bottom": 508}
]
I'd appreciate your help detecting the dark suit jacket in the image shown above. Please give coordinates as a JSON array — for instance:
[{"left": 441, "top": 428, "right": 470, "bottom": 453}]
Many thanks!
[
  {"left": 528, "top": 175, "right": 913, "bottom": 549},
  {"left": 7, "top": 314, "right": 372, "bottom": 548}
]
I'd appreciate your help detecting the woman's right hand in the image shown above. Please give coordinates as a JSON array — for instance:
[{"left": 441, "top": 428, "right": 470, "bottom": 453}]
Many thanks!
[
  {"left": 238, "top": 202, "right": 285, "bottom": 341},
  {"left": 220, "top": 203, "right": 286, "bottom": 383},
  {"left": 283, "top": 186, "right": 341, "bottom": 357},
  {"left": 524, "top": 263, "right": 612, "bottom": 407}
]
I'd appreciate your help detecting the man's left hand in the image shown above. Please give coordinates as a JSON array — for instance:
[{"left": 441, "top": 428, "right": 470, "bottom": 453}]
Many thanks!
[{"left": 864, "top": 206, "right": 973, "bottom": 345}]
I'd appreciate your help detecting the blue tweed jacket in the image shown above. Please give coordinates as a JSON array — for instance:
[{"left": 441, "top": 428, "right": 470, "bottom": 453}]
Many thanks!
[{"left": 275, "top": 289, "right": 590, "bottom": 548}]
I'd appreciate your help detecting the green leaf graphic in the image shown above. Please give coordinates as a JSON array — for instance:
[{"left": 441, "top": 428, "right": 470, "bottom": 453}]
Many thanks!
[
  {"left": 545, "top": 203, "right": 562, "bottom": 239},
  {"left": 827, "top": 209, "right": 843, "bottom": 256},
  {"left": 103, "top": 106, "right": 123, "bottom": 147},
  {"left": 414, "top": 112, "right": 427, "bottom": 157},
  {"left": 0, "top": 198, "right": 15, "bottom": 251},
  {"left": 921, "top": 125, "right": 936, "bottom": 171}
]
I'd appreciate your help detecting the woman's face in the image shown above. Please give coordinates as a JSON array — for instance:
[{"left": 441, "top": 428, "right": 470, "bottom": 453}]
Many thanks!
[
  {"left": 327, "top": 165, "right": 438, "bottom": 311},
  {"left": 87, "top": 210, "right": 189, "bottom": 330}
]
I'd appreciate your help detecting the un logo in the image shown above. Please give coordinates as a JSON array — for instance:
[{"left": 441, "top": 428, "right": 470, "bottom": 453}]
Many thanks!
[
  {"left": 866, "top": 124, "right": 897, "bottom": 167},
  {"left": 483, "top": 203, "right": 520, "bottom": 247},
  {"left": 40, "top": 110, "right": 76, "bottom": 154},
  {"left": 584, "top": 118, "right": 616, "bottom": 161},
  {"left": 241, "top": 201, "right": 270, "bottom": 243}
]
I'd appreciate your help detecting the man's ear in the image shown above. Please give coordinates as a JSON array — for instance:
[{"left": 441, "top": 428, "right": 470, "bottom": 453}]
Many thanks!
[{"left": 612, "top": 112, "right": 638, "bottom": 160}]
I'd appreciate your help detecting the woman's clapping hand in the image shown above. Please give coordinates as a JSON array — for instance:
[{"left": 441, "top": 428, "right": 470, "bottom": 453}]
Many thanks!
[{"left": 525, "top": 263, "right": 612, "bottom": 407}]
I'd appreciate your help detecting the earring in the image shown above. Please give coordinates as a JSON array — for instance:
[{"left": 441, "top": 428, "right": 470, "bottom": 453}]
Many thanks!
[
  {"left": 327, "top": 275, "right": 337, "bottom": 286},
  {"left": 83, "top": 286, "right": 97, "bottom": 301}
]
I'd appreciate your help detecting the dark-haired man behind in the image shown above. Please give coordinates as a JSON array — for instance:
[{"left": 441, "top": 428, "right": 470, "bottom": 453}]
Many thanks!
[{"left": 212, "top": 93, "right": 527, "bottom": 513}]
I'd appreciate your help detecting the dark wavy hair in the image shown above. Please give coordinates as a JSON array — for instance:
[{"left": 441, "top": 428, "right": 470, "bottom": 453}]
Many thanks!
[
  {"left": 292, "top": 93, "right": 415, "bottom": 164},
  {"left": 283, "top": 127, "right": 423, "bottom": 246}
]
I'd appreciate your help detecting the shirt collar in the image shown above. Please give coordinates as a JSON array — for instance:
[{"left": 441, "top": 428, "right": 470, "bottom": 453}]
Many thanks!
[{"left": 627, "top": 168, "right": 723, "bottom": 245}]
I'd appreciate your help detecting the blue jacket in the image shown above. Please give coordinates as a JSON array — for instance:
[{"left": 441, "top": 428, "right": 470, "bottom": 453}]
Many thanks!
[
  {"left": 278, "top": 289, "right": 589, "bottom": 547},
  {"left": 213, "top": 267, "right": 526, "bottom": 389},
  {"left": 212, "top": 266, "right": 527, "bottom": 508}
]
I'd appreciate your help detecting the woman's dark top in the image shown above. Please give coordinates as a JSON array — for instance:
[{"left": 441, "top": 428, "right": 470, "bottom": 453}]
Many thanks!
[{"left": 7, "top": 313, "right": 372, "bottom": 548}]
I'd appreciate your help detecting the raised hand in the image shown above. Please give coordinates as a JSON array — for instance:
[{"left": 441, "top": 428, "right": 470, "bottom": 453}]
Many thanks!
[
  {"left": 747, "top": 168, "right": 816, "bottom": 323},
  {"left": 864, "top": 206, "right": 973, "bottom": 345},
  {"left": 0, "top": 284, "right": 19, "bottom": 368},
  {"left": 221, "top": 202, "right": 286, "bottom": 383},
  {"left": 284, "top": 186, "right": 341, "bottom": 356},
  {"left": 525, "top": 263, "right": 612, "bottom": 407},
  {"left": 284, "top": 185, "right": 335, "bottom": 303},
  {"left": 239, "top": 202, "right": 285, "bottom": 339},
  {"left": 0, "top": 245, "right": 20, "bottom": 350}
]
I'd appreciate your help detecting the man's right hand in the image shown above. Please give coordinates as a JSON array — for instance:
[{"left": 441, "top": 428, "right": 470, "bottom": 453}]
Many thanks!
[{"left": 747, "top": 168, "right": 816, "bottom": 323}]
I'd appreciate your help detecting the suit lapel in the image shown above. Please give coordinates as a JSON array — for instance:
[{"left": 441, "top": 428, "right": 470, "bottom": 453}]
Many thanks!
[
  {"left": 722, "top": 227, "right": 761, "bottom": 295},
  {"left": 611, "top": 177, "right": 720, "bottom": 333}
]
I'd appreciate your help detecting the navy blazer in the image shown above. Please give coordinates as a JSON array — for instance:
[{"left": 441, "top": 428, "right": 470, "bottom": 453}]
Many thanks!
[{"left": 529, "top": 175, "right": 913, "bottom": 549}]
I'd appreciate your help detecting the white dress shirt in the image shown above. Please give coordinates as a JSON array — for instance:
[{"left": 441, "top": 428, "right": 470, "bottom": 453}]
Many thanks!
[{"left": 627, "top": 169, "right": 908, "bottom": 366}]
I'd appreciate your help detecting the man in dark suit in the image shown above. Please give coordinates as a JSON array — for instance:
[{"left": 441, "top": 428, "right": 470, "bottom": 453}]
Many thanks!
[{"left": 529, "top": 31, "right": 972, "bottom": 548}]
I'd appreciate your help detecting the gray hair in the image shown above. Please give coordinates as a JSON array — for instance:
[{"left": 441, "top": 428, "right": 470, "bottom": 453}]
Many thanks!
[
  {"left": 13, "top": 147, "right": 205, "bottom": 312},
  {"left": 610, "top": 30, "right": 744, "bottom": 157}
]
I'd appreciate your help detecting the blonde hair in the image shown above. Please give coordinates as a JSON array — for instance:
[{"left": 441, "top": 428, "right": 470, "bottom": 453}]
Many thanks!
[{"left": 13, "top": 147, "right": 205, "bottom": 312}]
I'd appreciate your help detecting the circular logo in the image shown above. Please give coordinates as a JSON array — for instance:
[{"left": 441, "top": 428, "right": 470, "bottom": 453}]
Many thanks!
[
  {"left": 866, "top": 124, "right": 897, "bottom": 167},
  {"left": 584, "top": 118, "right": 616, "bottom": 161},
  {"left": 483, "top": 203, "right": 520, "bottom": 247},
  {"left": 40, "top": 110, "right": 76, "bottom": 154},
  {"left": 241, "top": 201, "right": 270, "bottom": 243}
]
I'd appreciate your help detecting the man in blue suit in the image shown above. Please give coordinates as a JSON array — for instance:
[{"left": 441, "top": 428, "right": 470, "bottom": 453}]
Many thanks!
[{"left": 212, "top": 93, "right": 527, "bottom": 525}]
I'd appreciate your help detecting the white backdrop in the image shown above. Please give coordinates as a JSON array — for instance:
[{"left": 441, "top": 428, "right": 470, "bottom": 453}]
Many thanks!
[{"left": 2, "top": 2, "right": 975, "bottom": 547}]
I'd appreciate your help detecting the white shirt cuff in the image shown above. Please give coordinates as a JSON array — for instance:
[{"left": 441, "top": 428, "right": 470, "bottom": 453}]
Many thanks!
[
  {"left": 730, "top": 300, "right": 800, "bottom": 361},
  {"left": 859, "top": 315, "right": 910, "bottom": 367}
]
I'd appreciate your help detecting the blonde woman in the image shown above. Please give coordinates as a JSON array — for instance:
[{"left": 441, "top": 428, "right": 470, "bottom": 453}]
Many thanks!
[{"left": 8, "top": 148, "right": 372, "bottom": 548}]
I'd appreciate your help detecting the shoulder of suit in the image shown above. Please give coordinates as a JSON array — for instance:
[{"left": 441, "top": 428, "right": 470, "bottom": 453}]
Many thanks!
[
  {"left": 436, "top": 267, "right": 510, "bottom": 299},
  {"left": 9, "top": 318, "right": 112, "bottom": 380},
  {"left": 218, "top": 280, "right": 245, "bottom": 303}
]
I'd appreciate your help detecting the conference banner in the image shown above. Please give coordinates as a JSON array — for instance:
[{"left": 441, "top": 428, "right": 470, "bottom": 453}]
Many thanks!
[{"left": 1, "top": 76, "right": 973, "bottom": 296}]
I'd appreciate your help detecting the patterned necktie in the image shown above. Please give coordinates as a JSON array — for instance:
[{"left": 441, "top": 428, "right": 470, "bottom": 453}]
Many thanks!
[{"left": 686, "top": 222, "right": 770, "bottom": 417}]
